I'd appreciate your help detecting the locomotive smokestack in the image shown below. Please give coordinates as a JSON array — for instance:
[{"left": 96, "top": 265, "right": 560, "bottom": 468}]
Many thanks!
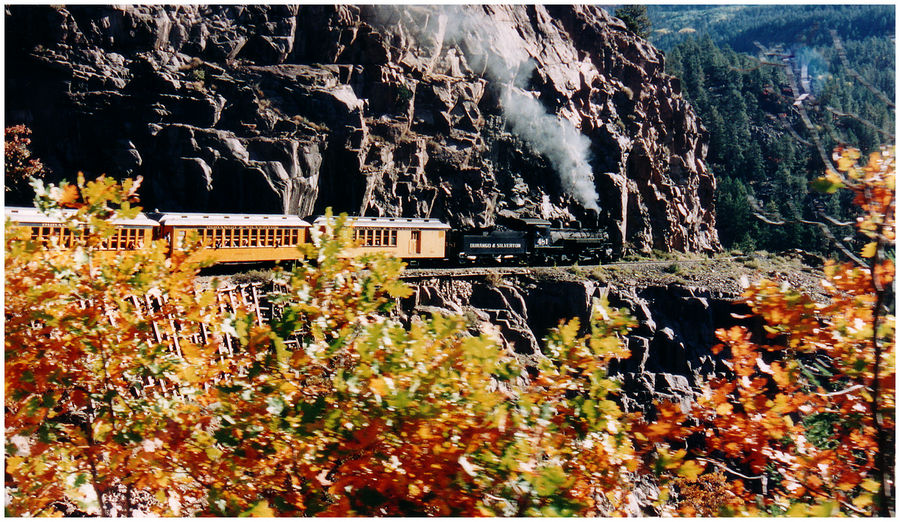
[{"left": 584, "top": 207, "right": 601, "bottom": 229}]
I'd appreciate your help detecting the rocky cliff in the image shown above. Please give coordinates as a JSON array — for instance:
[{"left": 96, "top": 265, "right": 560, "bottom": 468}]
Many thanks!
[
  {"left": 6, "top": 5, "right": 719, "bottom": 253},
  {"left": 395, "top": 254, "right": 823, "bottom": 413},
  {"left": 399, "top": 272, "right": 736, "bottom": 413}
]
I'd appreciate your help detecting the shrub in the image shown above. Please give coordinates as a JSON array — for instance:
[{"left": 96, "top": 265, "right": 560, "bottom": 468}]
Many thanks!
[{"left": 6, "top": 183, "right": 697, "bottom": 516}]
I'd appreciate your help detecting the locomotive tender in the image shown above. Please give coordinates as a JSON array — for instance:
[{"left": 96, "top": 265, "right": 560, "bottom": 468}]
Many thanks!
[{"left": 6, "top": 207, "right": 611, "bottom": 265}]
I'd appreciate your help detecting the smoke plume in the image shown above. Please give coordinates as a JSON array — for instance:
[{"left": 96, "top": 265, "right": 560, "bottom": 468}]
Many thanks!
[
  {"left": 499, "top": 89, "right": 600, "bottom": 211},
  {"left": 377, "top": 5, "right": 601, "bottom": 211}
]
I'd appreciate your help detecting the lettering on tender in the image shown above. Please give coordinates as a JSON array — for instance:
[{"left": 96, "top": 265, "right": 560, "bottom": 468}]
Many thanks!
[{"left": 469, "top": 242, "right": 523, "bottom": 249}]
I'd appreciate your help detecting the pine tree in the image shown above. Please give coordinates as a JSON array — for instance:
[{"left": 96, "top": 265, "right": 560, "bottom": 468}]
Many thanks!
[{"left": 615, "top": 5, "right": 651, "bottom": 39}]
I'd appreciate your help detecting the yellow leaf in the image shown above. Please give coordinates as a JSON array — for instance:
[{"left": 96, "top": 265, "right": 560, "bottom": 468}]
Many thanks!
[
  {"left": 814, "top": 501, "right": 836, "bottom": 517},
  {"left": 94, "top": 420, "right": 112, "bottom": 441},
  {"left": 836, "top": 480, "right": 857, "bottom": 491},
  {"left": 786, "top": 503, "right": 809, "bottom": 517},
  {"left": 861, "top": 478, "right": 880, "bottom": 493},
  {"left": 676, "top": 460, "right": 704, "bottom": 481},
  {"left": 58, "top": 184, "right": 80, "bottom": 207},
  {"left": 370, "top": 377, "right": 386, "bottom": 396},
  {"left": 155, "top": 490, "right": 167, "bottom": 504},
  {"left": 763, "top": 324, "right": 780, "bottom": 335},
  {"left": 6, "top": 456, "right": 23, "bottom": 473},
  {"left": 181, "top": 341, "right": 201, "bottom": 362},
  {"left": 242, "top": 500, "right": 276, "bottom": 517},
  {"left": 826, "top": 170, "right": 843, "bottom": 185},
  {"left": 178, "top": 366, "right": 201, "bottom": 384},
  {"left": 205, "top": 446, "right": 223, "bottom": 460},
  {"left": 861, "top": 242, "right": 878, "bottom": 258},
  {"left": 716, "top": 402, "right": 733, "bottom": 416},
  {"left": 837, "top": 155, "right": 855, "bottom": 171},
  {"left": 853, "top": 493, "right": 873, "bottom": 509}
]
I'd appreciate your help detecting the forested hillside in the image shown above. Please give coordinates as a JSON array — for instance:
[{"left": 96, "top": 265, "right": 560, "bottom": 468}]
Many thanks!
[
  {"left": 645, "top": 5, "right": 895, "bottom": 253},
  {"left": 648, "top": 5, "right": 894, "bottom": 53}
]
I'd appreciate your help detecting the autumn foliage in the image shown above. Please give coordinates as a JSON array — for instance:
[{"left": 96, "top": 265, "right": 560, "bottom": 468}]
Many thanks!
[
  {"left": 695, "top": 145, "right": 895, "bottom": 516},
  {"left": 5, "top": 177, "right": 690, "bottom": 516},
  {"left": 5, "top": 125, "right": 45, "bottom": 202},
  {"left": 5, "top": 174, "right": 228, "bottom": 516},
  {"left": 5, "top": 145, "right": 893, "bottom": 516}
]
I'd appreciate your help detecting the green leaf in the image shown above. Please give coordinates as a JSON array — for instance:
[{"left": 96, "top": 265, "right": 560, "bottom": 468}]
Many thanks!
[
  {"left": 810, "top": 176, "right": 843, "bottom": 194},
  {"left": 213, "top": 427, "right": 240, "bottom": 447},
  {"left": 533, "top": 465, "right": 570, "bottom": 496},
  {"left": 300, "top": 397, "right": 327, "bottom": 424}
]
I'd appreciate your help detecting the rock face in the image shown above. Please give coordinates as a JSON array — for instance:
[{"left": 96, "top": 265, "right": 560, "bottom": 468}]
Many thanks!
[
  {"left": 6, "top": 5, "right": 719, "bottom": 253},
  {"left": 399, "top": 273, "right": 746, "bottom": 411}
]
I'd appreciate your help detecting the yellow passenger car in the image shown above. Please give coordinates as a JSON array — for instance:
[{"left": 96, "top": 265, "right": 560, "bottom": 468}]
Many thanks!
[
  {"left": 156, "top": 212, "right": 310, "bottom": 264},
  {"left": 313, "top": 216, "right": 450, "bottom": 259},
  {"left": 5, "top": 206, "right": 157, "bottom": 259}
]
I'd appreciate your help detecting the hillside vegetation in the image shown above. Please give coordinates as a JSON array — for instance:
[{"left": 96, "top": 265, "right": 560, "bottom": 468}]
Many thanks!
[
  {"left": 648, "top": 5, "right": 894, "bottom": 53},
  {"left": 646, "top": 5, "right": 895, "bottom": 254}
]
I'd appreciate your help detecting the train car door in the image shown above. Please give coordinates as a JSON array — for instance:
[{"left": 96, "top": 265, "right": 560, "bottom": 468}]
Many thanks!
[{"left": 410, "top": 230, "right": 421, "bottom": 254}]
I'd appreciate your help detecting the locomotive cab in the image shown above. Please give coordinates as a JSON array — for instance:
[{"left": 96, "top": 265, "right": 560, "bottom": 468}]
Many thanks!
[
  {"left": 510, "top": 217, "right": 553, "bottom": 250},
  {"left": 451, "top": 217, "right": 554, "bottom": 264}
]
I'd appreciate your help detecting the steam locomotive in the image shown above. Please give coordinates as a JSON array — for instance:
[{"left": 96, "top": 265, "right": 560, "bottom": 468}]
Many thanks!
[
  {"left": 6, "top": 207, "right": 613, "bottom": 266},
  {"left": 450, "top": 216, "right": 613, "bottom": 265}
]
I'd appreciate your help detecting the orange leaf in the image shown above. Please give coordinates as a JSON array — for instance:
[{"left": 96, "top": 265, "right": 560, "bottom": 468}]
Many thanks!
[{"left": 58, "top": 184, "right": 80, "bottom": 207}]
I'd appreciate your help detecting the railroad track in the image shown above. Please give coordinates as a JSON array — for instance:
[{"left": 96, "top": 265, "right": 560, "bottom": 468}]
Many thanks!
[
  {"left": 197, "top": 255, "right": 744, "bottom": 283},
  {"left": 401, "top": 257, "right": 735, "bottom": 279}
]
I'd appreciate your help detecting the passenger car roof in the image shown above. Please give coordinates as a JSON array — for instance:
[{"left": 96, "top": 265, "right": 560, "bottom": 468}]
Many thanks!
[
  {"left": 5, "top": 206, "right": 158, "bottom": 227},
  {"left": 156, "top": 213, "right": 310, "bottom": 227},
  {"left": 312, "top": 216, "right": 451, "bottom": 229}
]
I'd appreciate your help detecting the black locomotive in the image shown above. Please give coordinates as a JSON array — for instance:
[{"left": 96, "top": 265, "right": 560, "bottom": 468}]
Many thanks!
[{"left": 448, "top": 216, "right": 614, "bottom": 265}]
